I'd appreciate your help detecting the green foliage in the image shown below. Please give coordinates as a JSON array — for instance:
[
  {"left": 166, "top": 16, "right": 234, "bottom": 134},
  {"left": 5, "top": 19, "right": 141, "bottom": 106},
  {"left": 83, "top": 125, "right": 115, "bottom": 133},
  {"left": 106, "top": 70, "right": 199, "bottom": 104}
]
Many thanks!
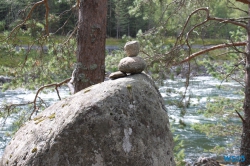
[
  {"left": 105, "top": 50, "right": 125, "bottom": 72},
  {"left": 0, "top": 21, "right": 5, "bottom": 31},
  {"left": 0, "top": 0, "right": 247, "bottom": 39},
  {"left": 192, "top": 94, "right": 243, "bottom": 154},
  {"left": 173, "top": 135, "right": 186, "bottom": 166},
  {"left": 1, "top": 35, "right": 76, "bottom": 90}
]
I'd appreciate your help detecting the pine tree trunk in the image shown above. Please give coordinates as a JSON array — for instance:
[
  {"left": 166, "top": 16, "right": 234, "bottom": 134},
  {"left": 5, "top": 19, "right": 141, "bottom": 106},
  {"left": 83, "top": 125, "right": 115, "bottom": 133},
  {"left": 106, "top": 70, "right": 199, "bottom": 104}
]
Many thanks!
[
  {"left": 74, "top": 0, "right": 107, "bottom": 93},
  {"left": 240, "top": 4, "right": 250, "bottom": 166}
]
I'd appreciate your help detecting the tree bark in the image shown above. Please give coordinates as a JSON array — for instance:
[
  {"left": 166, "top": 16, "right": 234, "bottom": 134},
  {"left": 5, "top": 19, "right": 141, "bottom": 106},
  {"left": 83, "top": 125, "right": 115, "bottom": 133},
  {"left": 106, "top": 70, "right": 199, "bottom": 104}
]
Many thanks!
[
  {"left": 236, "top": 0, "right": 250, "bottom": 4},
  {"left": 74, "top": 0, "right": 107, "bottom": 93},
  {"left": 240, "top": 4, "right": 250, "bottom": 166}
]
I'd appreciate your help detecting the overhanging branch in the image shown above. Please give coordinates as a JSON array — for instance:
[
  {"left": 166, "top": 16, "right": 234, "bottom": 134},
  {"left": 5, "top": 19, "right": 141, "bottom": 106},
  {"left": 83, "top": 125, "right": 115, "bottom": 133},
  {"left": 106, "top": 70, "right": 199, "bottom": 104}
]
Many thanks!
[
  {"left": 8, "top": 0, "right": 50, "bottom": 38},
  {"left": 174, "top": 42, "right": 247, "bottom": 65},
  {"left": 29, "top": 77, "right": 71, "bottom": 119},
  {"left": 2, "top": 78, "right": 71, "bottom": 120}
]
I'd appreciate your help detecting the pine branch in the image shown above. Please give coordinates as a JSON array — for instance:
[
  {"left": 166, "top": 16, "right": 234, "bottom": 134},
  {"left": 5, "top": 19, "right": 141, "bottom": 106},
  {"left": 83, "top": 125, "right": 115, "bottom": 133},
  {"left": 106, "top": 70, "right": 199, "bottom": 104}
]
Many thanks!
[
  {"left": 173, "top": 42, "right": 247, "bottom": 65},
  {"left": 2, "top": 78, "right": 71, "bottom": 121},
  {"left": 29, "top": 77, "right": 71, "bottom": 119},
  {"left": 235, "top": 110, "right": 245, "bottom": 123},
  {"left": 8, "top": 0, "right": 50, "bottom": 38}
]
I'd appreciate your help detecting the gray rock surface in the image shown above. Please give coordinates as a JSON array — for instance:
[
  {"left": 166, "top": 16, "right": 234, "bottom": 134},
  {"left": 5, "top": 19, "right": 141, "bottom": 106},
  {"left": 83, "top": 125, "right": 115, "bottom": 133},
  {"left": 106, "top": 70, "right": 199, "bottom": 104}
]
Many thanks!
[
  {"left": 118, "top": 56, "right": 146, "bottom": 74},
  {"left": 109, "top": 71, "right": 127, "bottom": 79},
  {"left": 189, "top": 157, "right": 220, "bottom": 166},
  {"left": 1, "top": 73, "right": 175, "bottom": 166},
  {"left": 124, "top": 41, "right": 140, "bottom": 57},
  {"left": 0, "top": 76, "right": 12, "bottom": 83}
]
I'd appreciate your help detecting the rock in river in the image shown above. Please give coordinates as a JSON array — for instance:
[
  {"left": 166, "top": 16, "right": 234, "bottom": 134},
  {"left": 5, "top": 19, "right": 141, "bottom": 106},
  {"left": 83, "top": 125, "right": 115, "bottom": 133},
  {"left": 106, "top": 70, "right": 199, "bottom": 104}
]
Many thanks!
[{"left": 1, "top": 73, "right": 175, "bottom": 166}]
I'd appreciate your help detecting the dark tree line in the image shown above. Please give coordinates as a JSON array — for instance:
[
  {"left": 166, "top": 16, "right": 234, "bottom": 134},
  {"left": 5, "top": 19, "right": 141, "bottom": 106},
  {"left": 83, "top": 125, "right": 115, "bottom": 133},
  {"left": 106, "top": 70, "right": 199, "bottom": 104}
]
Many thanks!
[
  {"left": 0, "top": 0, "right": 149, "bottom": 38},
  {"left": 0, "top": 0, "right": 241, "bottom": 39}
]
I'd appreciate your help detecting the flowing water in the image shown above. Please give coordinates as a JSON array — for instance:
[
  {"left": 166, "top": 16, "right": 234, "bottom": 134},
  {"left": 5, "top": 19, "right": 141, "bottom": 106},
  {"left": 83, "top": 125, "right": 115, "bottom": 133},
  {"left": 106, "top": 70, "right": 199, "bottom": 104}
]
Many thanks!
[
  {"left": 159, "top": 76, "right": 243, "bottom": 164},
  {"left": 0, "top": 76, "right": 243, "bottom": 163}
]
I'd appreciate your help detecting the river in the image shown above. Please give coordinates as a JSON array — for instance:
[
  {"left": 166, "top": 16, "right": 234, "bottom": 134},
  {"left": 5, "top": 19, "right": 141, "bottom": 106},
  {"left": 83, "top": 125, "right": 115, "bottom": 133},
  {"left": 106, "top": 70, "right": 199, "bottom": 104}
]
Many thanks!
[
  {"left": 160, "top": 76, "right": 242, "bottom": 164},
  {"left": 0, "top": 76, "right": 243, "bottom": 164}
]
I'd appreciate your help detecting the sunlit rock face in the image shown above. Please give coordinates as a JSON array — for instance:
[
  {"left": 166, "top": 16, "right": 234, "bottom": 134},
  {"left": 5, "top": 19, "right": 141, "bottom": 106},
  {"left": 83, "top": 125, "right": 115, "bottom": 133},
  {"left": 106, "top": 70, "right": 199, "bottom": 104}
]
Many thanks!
[
  {"left": 118, "top": 56, "right": 146, "bottom": 74},
  {"left": 1, "top": 73, "right": 175, "bottom": 166}
]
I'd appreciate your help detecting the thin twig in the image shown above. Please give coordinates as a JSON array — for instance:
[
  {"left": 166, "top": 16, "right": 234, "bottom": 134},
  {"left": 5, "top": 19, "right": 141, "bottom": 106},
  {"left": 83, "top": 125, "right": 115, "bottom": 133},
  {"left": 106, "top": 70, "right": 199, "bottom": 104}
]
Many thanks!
[
  {"left": 235, "top": 110, "right": 245, "bottom": 123},
  {"left": 29, "top": 77, "right": 71, "bottom": 119},
  {"left": 8, "top": 0, "right": 45, "bottom": 38},
  {"left": 173, "top": 42, "right": 247, "bottom": 65}
]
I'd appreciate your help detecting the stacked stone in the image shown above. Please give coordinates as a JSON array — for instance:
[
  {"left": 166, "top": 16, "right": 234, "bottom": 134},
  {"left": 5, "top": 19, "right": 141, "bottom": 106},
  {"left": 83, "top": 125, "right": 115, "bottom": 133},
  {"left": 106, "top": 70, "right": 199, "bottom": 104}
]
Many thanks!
[{"left": 109, "top": 41, "right": 146, "bottom": 79}]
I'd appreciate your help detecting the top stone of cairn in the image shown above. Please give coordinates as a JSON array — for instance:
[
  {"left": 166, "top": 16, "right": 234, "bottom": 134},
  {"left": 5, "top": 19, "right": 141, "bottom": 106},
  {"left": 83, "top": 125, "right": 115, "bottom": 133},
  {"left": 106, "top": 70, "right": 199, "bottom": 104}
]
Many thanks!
[{"left": 124, "top": 41, "right": 140, "bottom": 57}]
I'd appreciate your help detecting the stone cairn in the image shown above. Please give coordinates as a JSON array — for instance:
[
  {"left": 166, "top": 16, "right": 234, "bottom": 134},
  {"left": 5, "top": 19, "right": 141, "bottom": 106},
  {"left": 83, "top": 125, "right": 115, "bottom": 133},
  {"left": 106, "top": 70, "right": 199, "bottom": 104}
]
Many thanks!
[{"left": 109, "top": 41, "right": 146, "bottom": 79}]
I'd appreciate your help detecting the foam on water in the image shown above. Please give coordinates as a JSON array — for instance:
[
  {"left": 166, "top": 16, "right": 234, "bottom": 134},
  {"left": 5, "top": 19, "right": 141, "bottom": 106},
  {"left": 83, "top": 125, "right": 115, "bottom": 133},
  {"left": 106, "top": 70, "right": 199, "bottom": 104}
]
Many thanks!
[{"left": 161, "top": 76, "right": 243, "bottom": 162}]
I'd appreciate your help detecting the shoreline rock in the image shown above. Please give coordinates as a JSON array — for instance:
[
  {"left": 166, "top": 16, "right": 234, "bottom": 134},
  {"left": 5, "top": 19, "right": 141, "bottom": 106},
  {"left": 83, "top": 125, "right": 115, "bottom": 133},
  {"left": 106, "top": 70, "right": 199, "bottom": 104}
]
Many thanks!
[
  {"left": 0, "top": 76, "right": 12, "bottom": 84},
  {"left": 1, "top": 73, "right": 175, "bottom": 166}
]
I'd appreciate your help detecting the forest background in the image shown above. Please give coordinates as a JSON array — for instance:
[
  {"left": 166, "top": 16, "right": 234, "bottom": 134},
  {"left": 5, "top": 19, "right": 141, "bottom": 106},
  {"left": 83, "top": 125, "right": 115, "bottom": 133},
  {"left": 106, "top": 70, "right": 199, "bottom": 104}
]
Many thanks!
[{"left": 0, "top": 0, "right": 248, "bottom": 165}]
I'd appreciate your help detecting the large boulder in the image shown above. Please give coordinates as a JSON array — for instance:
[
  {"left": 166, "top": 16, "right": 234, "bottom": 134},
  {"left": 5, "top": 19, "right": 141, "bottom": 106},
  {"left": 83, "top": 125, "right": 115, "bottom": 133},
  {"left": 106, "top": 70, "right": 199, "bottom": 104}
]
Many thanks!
[{"left": 1, "top": 73, "right": 175, "bottom": 166}]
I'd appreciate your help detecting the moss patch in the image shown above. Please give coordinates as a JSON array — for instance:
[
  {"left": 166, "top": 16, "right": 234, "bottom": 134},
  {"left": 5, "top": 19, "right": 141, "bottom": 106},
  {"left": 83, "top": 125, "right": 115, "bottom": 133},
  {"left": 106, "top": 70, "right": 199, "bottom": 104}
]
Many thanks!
[
  {"left": 33, "top": 115, "right": 43, "bottom": 121},
  {"left": 34, "top": 118, "right": 45, "bottom": 124},
  {"left": 31, "top": 147, "right": 37, "bottom": 153},
  {"left": 84, "top": 88, "right": 91, "bottom": 93},
  {"left": 126, "top": 84, "right": 132, "bottom": 91},
  {"left": 48, "top": 113, "right": 55, "bottom": 119}
]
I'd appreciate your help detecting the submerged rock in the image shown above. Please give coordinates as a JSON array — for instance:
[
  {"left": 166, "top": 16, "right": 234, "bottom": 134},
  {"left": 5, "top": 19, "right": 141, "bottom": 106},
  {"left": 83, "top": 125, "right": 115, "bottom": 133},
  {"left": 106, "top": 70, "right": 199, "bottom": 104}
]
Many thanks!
[{"left": 1, "top": 73, "right": 175, "bottom": 166}]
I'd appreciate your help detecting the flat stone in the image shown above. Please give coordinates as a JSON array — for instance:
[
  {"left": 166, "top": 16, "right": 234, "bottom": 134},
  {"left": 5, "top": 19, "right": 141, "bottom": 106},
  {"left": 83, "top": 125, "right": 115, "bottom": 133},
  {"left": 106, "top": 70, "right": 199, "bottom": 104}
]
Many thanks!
[
  {"left": 124, "top": 41, "right": 140, "bottom": 57},
  {"left": 109, "top": 71, "right": 127, "bottom": 79},
  {"left": 118, "top": 56, "right": 146, "bottom": 74}
]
